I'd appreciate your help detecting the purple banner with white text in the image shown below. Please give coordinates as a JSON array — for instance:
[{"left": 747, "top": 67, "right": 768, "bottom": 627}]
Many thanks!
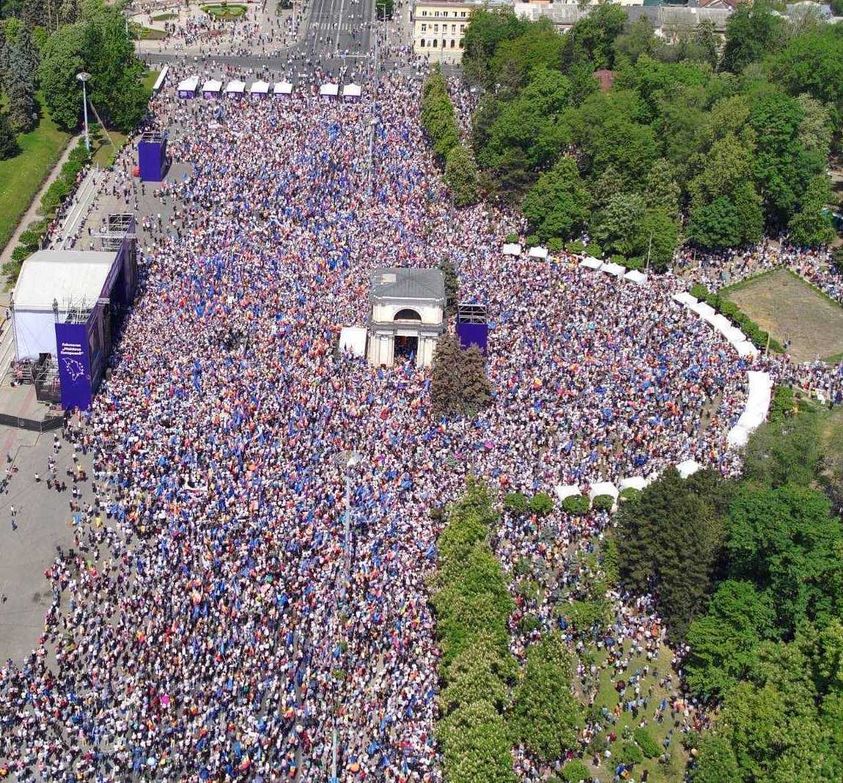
[{"left": 55, "top": 322, "right": 93, "bottom": 411}]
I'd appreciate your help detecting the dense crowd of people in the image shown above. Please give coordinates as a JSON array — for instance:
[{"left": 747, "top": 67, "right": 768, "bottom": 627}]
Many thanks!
[{"left": 0, "top": 55, "right": 841, "bottom": 782}]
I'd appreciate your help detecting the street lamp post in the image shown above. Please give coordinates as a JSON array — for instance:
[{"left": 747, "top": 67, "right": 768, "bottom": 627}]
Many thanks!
[{"left": 77, "top": 72, "right": 91, "bottom": 152}]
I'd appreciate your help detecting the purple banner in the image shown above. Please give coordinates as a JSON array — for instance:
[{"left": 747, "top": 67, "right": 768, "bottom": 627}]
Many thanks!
[
  {"left": 55, "top": 322, "right": 93, "bottom": 411},
  {"left": 138, "top": 138, "right": 167, "bottom": 182},
  {"left": 457, "top": 322, "right": 488, "bottom": 353}
]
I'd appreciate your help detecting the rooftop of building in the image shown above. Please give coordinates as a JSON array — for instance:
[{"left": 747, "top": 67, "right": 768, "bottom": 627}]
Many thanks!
[
  {"left": 13, "top": 250, "right": 116, "bottom": 311},
  {"left": 371, "top": 268, "right": 446, "bottom": 302}
]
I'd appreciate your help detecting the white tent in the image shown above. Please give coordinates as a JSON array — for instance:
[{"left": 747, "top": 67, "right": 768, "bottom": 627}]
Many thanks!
[
  {"left": 676, "top": 459, "right": 702, "bottom": 479},
  {"left": 692, "top": 302, "right": 717, "bottom": 319},
  {"left": 600, "top": 262, "right": 625, "bottom": 277},
  {"left": 273, "top": 81, "right": 294, "bottom": 95},
  {"left": 727, "top": 424, "right": 751, "bottom": 448},
  {"left": 624, "top": 269, "right": 647, "bottom": 285},
  {"left": 225, "top": 80, "right": 246, "bottom": 95},
  {"left": 249, "top": 80, "right": 270, "bottom": 96},
  {"left": 152, "top": 65, "right": 169, "bottom": 93},
  {"left": 733, "top": 340, "right": 759, "bottom": 358},
  {"left": 555, "top": 485, "right": 581, "bottom": 502},
  {"left": 619, "top": 476, "right": 647, "bottom": 492},
  {"left": 580, "top": 257, "right": 602, "bottom": 270},
  {"left": 201, "top": 79, "right": 222, "bottom": 96},
  {"left": 671, "top": 291, "right": 698, "bottom": 308},
  {"left": 319, "top": 82, "right": 339, "bottom": 97},
  {"left": 342, "top": 83, "right": 362, "bottom": 98},
  {"left": 528, "top": 246, "right": 548, "bottom": 259},
  {"left": 588, "top": 482, "right": 618, "bottom": 500},
  {"left": 711, "top": 313, "right": 733, "bottom": 336},
  {"left": 733, "top": 371, "right": 773, "bottom": 433},
  {"left": 339, "top": 326, "right": 367, "bottom": 358},
  {"left": 723, "top": 326, "right": 746, "bottom": 344},
  {"left": 502, "top": 243, "right": 522, "bottom": 256},
  {"left": 177, "top": 75, "right": 199, "bottom": 97}
]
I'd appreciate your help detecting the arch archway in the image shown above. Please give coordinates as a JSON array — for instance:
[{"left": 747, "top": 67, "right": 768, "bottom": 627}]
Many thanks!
[{"left": 394, "top": 308, "right": 422, "bottom": 322}]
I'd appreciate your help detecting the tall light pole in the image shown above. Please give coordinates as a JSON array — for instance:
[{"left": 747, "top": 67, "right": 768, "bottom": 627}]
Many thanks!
[{"left": 77, "top": 72, "right": 91, "bottom": 152}]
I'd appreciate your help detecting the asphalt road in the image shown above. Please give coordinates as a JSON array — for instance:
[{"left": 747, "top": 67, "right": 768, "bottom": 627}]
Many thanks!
[{"left": 142, "top": 0, "right": 379, "bottom": 79}]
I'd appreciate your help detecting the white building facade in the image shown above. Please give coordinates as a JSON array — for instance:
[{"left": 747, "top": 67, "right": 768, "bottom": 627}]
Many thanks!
[{"left": 368, "top": 269, "right": 446, "bottom": 368}]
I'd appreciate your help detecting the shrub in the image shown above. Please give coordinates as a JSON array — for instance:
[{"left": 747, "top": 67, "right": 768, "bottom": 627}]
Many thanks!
[
  {"left": 505, "top": 232, "right": 519, "bottom": 244},
  {"left": 566, "top": 240, "right": 585, "bottom": 254},
  {"left": 610, "top": 254, "right": 627, "bottom": 266},
  {"left": 519, "top": 614, "right": 541, "bottom": 634},
  {"left": 562, "top": 494, "right": 589, "bottom": 516},
  {"left": 591, "top": 494, "right": 614, "bottom": 512},
  {"left": 11, "top": 245, "right": 32, "bottom": 262},
  {"left": 625, "top": 256, "right": 643, "bottom": 271},
  {"left": 504, "top": 492, "right": 529, "bottom": 515},
  {"left": 585, "top": 243, "right": 602, "bottom": 258},
  {"left": 617, "top": 742, "right": 644, "bottom": 766},
  {"left": 528, "top": 492, "right": 554, "bottom": 517},
  {"left": 526, "top": 234, "right": 540, "bottom": 248},
  {"left": 634, "top": 727, "right": 660, "bottom": 759},
  {"left": 619, "top": 487, "right": 641, "bottom": 502},
  {"left": 18, "top": 229, "right": 42, "bottom": 250},
  {"left": 561, "top": 760, "right": 590, "bottom": 782},
  {"left": 690, "top": 283, "right": 709, "bottom": 301},
  {"left": 769, "top": 385, "right": 796, "bottom": 423}
]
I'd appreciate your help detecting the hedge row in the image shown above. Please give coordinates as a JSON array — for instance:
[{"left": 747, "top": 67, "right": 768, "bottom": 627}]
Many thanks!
[
  {"left": 432, "top": 479, "right": 518, "bottom": 783},
  {"left": 689, "top": 283, "right": 784, "bottom": 353},
  {"left": 421, "top": 68, "right": 459, "bottom": 162}
]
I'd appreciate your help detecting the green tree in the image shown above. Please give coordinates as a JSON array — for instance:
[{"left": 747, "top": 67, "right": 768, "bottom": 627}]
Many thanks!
[
  {"left": 593, "top": 192, "right": 645, "bottom": 258},
  {"left": 721, "top": 0, "right": 783, "bottom": 74},
  {"left": 431, "top": 334, "right": 463, "bottom": 417},
  {"left": 38, "top": 21, "right": 85, "bottom": 129},
  {"left": 461, "top": 8, "right": 527, "bottom": 88},
  {"left": 742, "top": 409, "right": 822, "bottom": 488},
  {"left": 522, "top": 157, "right": 590, "bottom": 242},
  {"left": 639, "top": 208, "right": 679, "bottom": 272},
  {"left": 616, "top": 468, "right": 727, "bottom": 640},
  {"left": 689, "top": 196, "right": 743, "bottom": 250},
  {"left": 788, "top": 175, "right": 835, "bottom": 248},
  {"left": 5, "top": 24, "right": 38, "bottom": 132},
  {"left": 614, "top": 16, "right": 655, "bottom": 65},
  {"left": 439, "top": 258, "right": 459, "bottom": 315},
  {"left": 0, "top": 110, "right": 19, "bottom": 159},
  {"left": 511, "top": 635, "right": 584, "bottom": 760},
  {"left": 490, "top": 20, "right": 563, "bottom": 93},
  {"left": 437, "top": 699, "right": 517, "bottom": 783},
  {"left": 769, "top": 25, "right": 843, "bottom": 112},
  {"left": 561, "top": 2, "right": 626, "bottom": 71},
  {"left": 691, "top": 734, "right": 742, "bottom": 783},
  {"left": 461, "top": 345, "right": 492, "bottom": 417},
  {"left": 644, "top": 159, "right": 680, "bottom": 216},
  {"left": 725, "top": 485, "right": 843, "bottom": 636},
  {"left": 421, "top": 69, "right": 459, "bottom": 160},
  {"left": 685, "top": 580, "right": 776, "bottom": 700},
  {"left": 445, "top": 144, "right": 479, "bottom": 208},
  {"left": 439, "top": 633, "right": 516, "bottom": 715}
]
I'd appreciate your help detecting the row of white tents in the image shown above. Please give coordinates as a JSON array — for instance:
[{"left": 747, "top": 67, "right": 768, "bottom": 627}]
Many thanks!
[
  {"left": 555, "top": 461, "right": 703, "bottom": 512},
  {"left": 176, "top": 76, "right": 362, "bottom": 100},
  {"left": 501, "top": 243, "right": 649, "bottom": 285},
  {"left": 552, "top": 260, "right": 775, "bottom": 508}
]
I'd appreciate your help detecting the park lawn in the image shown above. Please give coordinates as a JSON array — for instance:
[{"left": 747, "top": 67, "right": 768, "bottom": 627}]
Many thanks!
[
  {"left": 203, "top": 4, "right": 247, "bottom": 19},
  {"left": 0, "top": 104, "right": 71, "bottom": 256},
  {"left": 584, "top": 640, "right": 688, "bottom": 783},
  {"left": 92, "top": 130, "right": 128, "bottom": 168},
  {"left": 153, "top": 12, "right": 178, "bottom": 20},
  {"left": 723, "top": 268, "right": 843, "bottom": 363}
]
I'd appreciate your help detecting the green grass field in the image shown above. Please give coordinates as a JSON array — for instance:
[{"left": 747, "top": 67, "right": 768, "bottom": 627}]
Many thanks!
[
  {"left": 202, "top": 4, "right": 247, "bottom": 19},
  {"left": 723, "top": 268, "right": 843, "bottom": 364},
  {"left": 152, "top": 11, "right": 178, "bottom": 20},
  {"left": 0, "top": 103, "right": 71, "bottom": 256}
]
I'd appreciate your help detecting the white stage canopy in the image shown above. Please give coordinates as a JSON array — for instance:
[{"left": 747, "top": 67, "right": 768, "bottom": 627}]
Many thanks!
[
  {"left": 225, "top": 80, "right": 246, "bottom": 94},
  {"left": 502, "top": 243, "right": 522, "bottom": 256},
  {"left": 672, "top": 292, "right": 698, "bottom": 307},
  {"left": 249, "top": 80, "right": 270, "bottom": 95},
  {"left": 177, "top": 75, "right": 199, "bottom": 95},
  {"left": 528, "top": 246, "right": 548, "bottom": 259},
  {"left": 153, "top": 65, "right": 169, "bottom": 92},
  {"left": 274, "top": 81, "right": 294, "bottom": 95},
  {"left": 319, "top": 83, "right": 339, "bottom": 97},
  {"left": 342, "top": 83, "right": 362, "bottom": 98},
  {"left": 580, "top": 257, "right": 602, "bottom": 270},
  {"left": 589, "top": 482, "right": 618, "bottom": 500}
]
